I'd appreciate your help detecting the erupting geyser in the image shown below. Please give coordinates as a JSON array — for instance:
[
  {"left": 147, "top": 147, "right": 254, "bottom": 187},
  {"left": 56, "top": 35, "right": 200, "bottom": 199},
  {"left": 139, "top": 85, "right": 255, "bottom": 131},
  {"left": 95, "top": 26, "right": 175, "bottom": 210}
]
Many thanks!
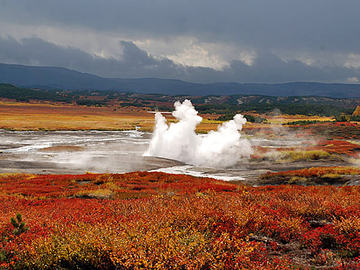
[{"left": 144, "top": 99, "right": 253, "bottom": 167}]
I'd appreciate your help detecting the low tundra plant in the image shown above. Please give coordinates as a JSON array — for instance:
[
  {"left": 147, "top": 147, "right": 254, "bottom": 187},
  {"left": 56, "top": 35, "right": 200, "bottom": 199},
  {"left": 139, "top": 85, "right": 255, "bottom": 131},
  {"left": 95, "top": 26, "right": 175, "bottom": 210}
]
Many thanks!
[{"left": 11, "top": 213, "right": 29, "bottom": 236}]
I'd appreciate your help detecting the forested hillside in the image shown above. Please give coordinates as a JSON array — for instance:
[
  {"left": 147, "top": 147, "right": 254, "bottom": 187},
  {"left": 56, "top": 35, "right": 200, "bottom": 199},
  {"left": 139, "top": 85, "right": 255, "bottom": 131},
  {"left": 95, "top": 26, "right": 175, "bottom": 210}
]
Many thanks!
[
  {"left": 1, "top": 83, "right": 359, "bottom": 117},
  {"left": 0, "top": 84, "right": 71, "bottom": 102},
  {"left": 1, "top": 63, "right": 360, "bottom": 98}
]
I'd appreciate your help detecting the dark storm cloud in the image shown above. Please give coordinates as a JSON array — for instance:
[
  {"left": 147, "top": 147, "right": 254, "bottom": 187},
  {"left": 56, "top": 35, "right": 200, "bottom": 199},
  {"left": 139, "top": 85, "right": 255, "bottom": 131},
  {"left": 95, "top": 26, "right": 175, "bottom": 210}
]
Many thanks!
[
  {"left": 0, "top": 36, "right": 93, "bottom": 68},
  {"left": 1, "top": 0, "right": 360, "bottom": 53},
  {"left": 1, "top": 0, "right": 360, "bottom": 82},
  {"left": 1, "top": 36, "right": 359, "bottom": 83},
  {"left": 0, "top": 37, "right": 186, "bottom": 78},
  {"left": 226, "top": 52, "right": 359, "bottom": 83}
]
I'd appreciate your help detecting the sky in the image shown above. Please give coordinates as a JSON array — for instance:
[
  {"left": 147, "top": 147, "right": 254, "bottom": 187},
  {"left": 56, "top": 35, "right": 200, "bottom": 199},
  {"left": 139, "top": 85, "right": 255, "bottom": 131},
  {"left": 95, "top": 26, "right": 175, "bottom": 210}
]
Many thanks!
[{"left": 0, "top": 0, "right": 360, "bottom": 84}]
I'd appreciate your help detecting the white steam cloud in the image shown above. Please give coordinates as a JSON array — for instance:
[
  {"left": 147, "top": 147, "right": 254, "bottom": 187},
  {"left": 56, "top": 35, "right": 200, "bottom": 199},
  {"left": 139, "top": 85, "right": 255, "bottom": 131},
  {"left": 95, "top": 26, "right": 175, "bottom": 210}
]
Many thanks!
[{"left": 144, "top": 99, "right": 253, "bottom": 167}]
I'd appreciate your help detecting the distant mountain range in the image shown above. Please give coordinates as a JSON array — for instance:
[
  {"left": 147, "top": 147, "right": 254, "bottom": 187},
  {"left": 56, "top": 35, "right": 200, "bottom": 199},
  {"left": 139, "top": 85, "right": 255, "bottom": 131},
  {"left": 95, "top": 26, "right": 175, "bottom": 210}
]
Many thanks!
[{"left": 1, "top": 63, "right": 360, "bottom": 98}]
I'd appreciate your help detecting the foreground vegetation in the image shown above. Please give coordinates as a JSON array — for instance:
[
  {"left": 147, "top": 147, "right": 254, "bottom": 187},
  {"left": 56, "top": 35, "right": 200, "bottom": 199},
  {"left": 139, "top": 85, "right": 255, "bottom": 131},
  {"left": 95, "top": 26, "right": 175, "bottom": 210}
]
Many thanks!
[{"left": 1, "top": 172, "right": 360, "bottom": 269}]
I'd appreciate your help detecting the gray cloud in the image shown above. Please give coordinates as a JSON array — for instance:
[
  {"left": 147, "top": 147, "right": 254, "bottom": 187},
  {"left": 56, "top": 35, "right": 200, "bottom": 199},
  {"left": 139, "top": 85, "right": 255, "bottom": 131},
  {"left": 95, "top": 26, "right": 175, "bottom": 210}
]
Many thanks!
[
  {"left": 1, "top": 36, "right": 358, "bottom": 84},
  {"left": 0, "top": 37, "right": 186, "bottom": 79},
  {"left": 1, "top": 0, "right": 360, "bottom": 53},
  {"left": 227, "top": 52, "right": 360, "bottom": 83},
  {"left": 1, "top": 0, "right": 360, "bottom": 85}
]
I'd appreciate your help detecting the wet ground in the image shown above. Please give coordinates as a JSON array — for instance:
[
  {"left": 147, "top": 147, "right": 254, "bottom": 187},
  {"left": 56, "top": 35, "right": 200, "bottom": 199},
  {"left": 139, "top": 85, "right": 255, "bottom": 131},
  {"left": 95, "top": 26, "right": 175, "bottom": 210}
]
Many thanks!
[
  {"left": 0, "top": 130, "right": 182, "bottom": 174},
  {"left": 0, "top": 130, "right": 355, "bottom": 183}
]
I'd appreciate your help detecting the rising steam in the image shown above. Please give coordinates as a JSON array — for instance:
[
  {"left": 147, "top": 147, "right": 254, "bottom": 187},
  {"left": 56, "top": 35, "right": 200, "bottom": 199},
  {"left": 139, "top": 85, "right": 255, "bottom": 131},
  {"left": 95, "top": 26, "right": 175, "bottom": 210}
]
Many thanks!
[{"left": 144, "top": 99, "right": 253, "bottom": 167}]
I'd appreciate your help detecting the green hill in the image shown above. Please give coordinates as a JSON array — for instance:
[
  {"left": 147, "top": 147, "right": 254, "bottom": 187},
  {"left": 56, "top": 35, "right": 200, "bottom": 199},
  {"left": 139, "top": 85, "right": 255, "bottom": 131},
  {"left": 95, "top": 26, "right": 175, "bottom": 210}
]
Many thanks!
[{"left": 0, "top": 83, "right": 71, "bottom": 102}]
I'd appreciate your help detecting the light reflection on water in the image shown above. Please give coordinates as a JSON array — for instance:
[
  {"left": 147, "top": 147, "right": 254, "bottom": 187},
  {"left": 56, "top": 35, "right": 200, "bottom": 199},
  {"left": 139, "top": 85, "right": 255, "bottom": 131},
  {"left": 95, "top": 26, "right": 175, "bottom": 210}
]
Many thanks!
[{"left": 0, "top": 130, "right": 307, "bottom": 181}]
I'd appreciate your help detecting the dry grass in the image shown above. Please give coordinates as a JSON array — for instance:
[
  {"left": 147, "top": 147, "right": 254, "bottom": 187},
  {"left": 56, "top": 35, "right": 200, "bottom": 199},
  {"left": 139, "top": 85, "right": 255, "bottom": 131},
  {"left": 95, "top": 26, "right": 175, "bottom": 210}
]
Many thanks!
[
  {"left": 253, "top": 149, "right": 334, "bottom": 163},
  {"left": 0, "top": 100, "right": 341, "bottom": 133},
  {"left": 0, "top": 101, "right": 225, "bottom": 132},
  {"left": 279, "top": 150, "right": 332, "bottom": 162},
  {"left": 0, "top": 101, "right": 155, "bottom": 130},
  {"left": 266, "top": 114, "right": 334, "bottom": 125}
]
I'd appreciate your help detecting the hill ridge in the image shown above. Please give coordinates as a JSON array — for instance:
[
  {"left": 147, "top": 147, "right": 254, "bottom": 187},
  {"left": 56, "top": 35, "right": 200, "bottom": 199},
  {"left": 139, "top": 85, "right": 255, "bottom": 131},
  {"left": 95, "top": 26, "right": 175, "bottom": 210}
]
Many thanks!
[{"left": 1, "top": 63, "right": 360, "bottom": 98}]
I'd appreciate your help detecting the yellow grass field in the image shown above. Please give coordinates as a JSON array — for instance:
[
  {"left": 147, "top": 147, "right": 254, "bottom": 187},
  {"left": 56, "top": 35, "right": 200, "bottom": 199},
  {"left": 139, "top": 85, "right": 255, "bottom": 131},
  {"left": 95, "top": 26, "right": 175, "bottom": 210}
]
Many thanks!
[
  {"left": 264, "top": 114, "right": 334, "bottom": 124},
  {"left": 0, "top": 100, "right": 336, "bottom": 133},
  {"left": 0, "top": 101, "right": 223, "bottom": 132},
  {"left": 0, "top": 101, "right": 153, "bottom": 131}
]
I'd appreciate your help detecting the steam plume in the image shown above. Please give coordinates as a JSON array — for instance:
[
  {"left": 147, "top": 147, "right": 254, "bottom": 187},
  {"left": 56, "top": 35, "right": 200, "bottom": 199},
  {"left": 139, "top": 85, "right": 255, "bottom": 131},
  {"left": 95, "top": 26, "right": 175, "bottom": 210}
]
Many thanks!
[{"left": 144, "top": 99, "right": 253, "bottom": 167}]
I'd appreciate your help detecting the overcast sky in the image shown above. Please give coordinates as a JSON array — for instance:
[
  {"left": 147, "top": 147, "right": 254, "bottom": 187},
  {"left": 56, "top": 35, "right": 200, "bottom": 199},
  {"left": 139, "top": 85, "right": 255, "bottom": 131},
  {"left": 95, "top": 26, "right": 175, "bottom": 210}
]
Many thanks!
[{"left": 1, "top": 0, "right": 360, "bottom": 83}]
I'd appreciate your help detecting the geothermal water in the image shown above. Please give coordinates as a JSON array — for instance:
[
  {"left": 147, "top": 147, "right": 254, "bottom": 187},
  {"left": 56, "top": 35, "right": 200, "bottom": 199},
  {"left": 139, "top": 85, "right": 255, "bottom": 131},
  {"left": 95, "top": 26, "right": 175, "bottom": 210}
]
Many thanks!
[
  {"left": 0, "top": 129, "right": 252, "bottom": 181},
  {"left": 0, "top": 130, "right": 155, "bottom": 174},
  {"left": 0, "top": 129, "right": 309, "bottom": 181}
]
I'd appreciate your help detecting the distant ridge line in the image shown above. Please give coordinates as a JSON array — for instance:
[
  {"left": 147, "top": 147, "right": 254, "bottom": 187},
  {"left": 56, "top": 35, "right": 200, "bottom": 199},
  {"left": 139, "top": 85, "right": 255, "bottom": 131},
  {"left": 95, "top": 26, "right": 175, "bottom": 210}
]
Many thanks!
[{"left": 0, "top": 63, "right": 360, "bottom": 98}]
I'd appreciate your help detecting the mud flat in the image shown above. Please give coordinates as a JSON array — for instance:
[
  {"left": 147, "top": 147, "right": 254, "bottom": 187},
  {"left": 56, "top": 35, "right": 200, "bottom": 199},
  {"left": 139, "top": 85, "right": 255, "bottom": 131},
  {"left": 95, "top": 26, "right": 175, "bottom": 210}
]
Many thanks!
[
  {"left": 0, "top": 155, "right": 183, "bottom": 175},
  {"left": 0, "top": 151, "right": 356, "bottom": 186},
  {"left": 0, "top": 130, "right": 182, "bottom": 174},
  {"left": 1, "top": 130, "right": 359, "bottom": 185}
]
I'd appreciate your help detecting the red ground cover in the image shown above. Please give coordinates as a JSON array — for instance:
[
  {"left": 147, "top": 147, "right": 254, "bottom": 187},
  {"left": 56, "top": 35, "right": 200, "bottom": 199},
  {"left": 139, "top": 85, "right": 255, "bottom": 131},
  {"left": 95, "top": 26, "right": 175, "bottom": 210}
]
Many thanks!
[
  {"left": 311, "top": 140, "right": 360, "bottom": 157},
  {"left": 0, "top": 172, "right": 237, "bottom": 199},
  {"left": 1, "top": 172, "right": 360, "bottom": 269},
  {"left": 254, "top": 139, "right": 360, "bottom": 159}
]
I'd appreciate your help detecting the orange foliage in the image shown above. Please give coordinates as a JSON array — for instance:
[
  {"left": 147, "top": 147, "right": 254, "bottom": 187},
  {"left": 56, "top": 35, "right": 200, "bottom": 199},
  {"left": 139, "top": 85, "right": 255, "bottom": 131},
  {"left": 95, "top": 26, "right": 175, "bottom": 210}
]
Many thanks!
[
  {"left": 1, "top": 173, "right": 360, "bottom": 268},
  {"left": 353, "top": 106, "right": 360, "bottom": 117},
  {"left": 313, "top": 140, "right": 360, "bottom": 156},
  {"left": 0, "top": 172, "right": 238, "bottom": 199},
  {"left": 254, "top": 139, "right": 360, "bottom": 158},
  {"left": 262, "top": 166, "right": 360, "bottom": 179}
]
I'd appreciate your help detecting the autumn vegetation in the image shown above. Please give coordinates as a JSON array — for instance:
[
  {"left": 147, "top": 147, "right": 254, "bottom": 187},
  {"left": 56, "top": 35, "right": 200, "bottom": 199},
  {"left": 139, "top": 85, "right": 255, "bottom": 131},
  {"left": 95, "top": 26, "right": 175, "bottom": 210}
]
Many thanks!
[
  {"left": 259, "top": 166, "right": 360, "bottom": 185},
  {"left": 1, "top": 172, "right": 360, "bottom": 269},
  {"left": 0, "top": 100, "right": 225, "bottom": 133},
  {"left": 1, "top": 86, "right": 360, "bottom": 269}
]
